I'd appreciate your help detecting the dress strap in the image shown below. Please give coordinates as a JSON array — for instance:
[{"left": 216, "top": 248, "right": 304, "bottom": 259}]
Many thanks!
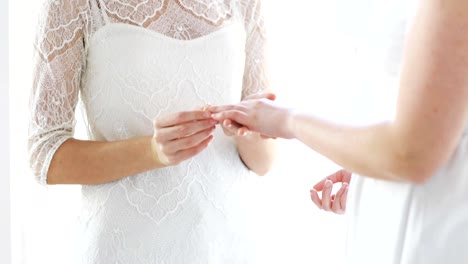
[
  {"left": 89, "top": 0, "right": 110, "bottom": 27},
  {"left": 97, "top": 0, "right": 111, "bottom": 25}
]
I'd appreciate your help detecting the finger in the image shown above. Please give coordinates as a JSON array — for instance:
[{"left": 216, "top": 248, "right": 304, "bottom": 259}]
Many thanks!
[
  {"left": 171, "top": 135, "right": 214, "bottom": 163},
  {"left": 222, "top": 119, "right": 240, "bottom": 136},
  {"left": 243, "top": 92, "right": 276, "bottom": 101},
  {"left": 166, "top": 126, "right": 215, "bottom": 152},
  {"left": 156, "top": 119, "right": 218, "bottom": 142},
  {"left": 313, "top": 170, "right": 346, "bottom": 191},
  {"left": 332, "top": 183, "right": 348, "bottom": 214},
  {"left": 314, "top": 169, "right": 352, "bottom": 191},
  {"left": 340, "top": 186, "right": 349, "bottom": 212},
  {"left": 155, "top": 111, "right": 212, "bottom": 128},
  {"left": 310, "top": 189, "right": 323, "bottom": 209},
  {"left": 236, "top": 126, "right": 251, "bottom": 136},
  {"left": 313, "top": 170, "right": 344, "bottom": 192},
  {"left": 340, "top": 170, "right": 352, "bottom": 183},
  {"left": 321, "top": 180, "right": 333, "bottom": 211},
  {"left": 327, "top": 169, "right": 351, "bottom": 184},
  {"left": 313, "top": 179, "right": 327, "bottom": 192},
  {"left": 222, "top": 119, "right": 251, "bottom": 137},
  {"left": 198, "top": 104, "right": 212, "bottom": 111},
  {"left": 225, "top": 119, "right": 252, "bottom": 136},
  {"left": 211, "top": 111, "right": 249, "bottom": 125},
  {"left": 207, "top": 104, "right": 248, "bottom": 114}
]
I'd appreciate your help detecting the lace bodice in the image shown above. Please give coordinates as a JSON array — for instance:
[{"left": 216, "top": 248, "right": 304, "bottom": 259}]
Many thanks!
[
  {"left": 28, "top": 1, "right": 270, "bottom": 263},
  {"left": 29, "top": 0, "right": 269, "bottom": 185}
]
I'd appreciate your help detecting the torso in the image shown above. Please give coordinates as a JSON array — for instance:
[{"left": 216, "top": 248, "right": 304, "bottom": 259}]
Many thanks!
[
  {"left": 75, "top": 1, "right": 265, "bottom": 263},
  {"left": 339, "top": 1, "right": 468, "bottom": 263}
]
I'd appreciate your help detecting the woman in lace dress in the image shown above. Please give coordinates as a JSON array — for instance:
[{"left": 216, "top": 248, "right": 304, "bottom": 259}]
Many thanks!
[
  {"left": 28, "top": 0, "right": 277, "bottom": 263},
  {"left": 209, "top": 0, "right": 468, "bottom": 263}
]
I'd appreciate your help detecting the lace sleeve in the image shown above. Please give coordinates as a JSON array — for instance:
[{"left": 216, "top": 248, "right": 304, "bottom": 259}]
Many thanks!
[
  {"left": 241, "top": 0, "right": 270, "bottom": 99},
  {"left": 28, "top": 0, "right": 89, "bottom": 185}
]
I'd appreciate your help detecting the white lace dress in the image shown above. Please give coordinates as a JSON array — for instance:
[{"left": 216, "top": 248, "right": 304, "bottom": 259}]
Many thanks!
[
  {"left": 28, "top": 0, "right": 269, "bottom": 263},
  {"left": 336, "top": 1, "right": 468, "bottom": 263}
]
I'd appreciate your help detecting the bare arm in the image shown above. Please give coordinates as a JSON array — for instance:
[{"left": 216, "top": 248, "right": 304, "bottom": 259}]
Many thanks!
[
  {"left": 231, "top": 0, "right": 276, "bottom": 176},
  {"left": 29, "top": 1, "right": 216, "bottom": 185},
  {"left": 292, "top": 0, "right": 468, "bottom": 183},
  {"left": 236, "top": 132, "right": 276, "bottom": 176},
  {"left": 47, "top": 137, "right": 157, "bottom": 185},
  {"left": 219, "top": 94, "right": 277, "bottom": 176},
  {"left": 47, "top": 111, "right": 215, "bottom": 185},
  {"left": 211, "top": 0, "right": 468, "bottom": 183},
  {"left": 234, "top": 94, "right": 277, "bottom": 176}
]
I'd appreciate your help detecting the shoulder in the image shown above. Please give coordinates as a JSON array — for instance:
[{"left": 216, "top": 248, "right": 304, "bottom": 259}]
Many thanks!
[
  {"left": 238, "top": 0, "right": 263, "bottom": 18},
  {"left": 35, "top": 0, "right": 90, "bottom": 60},
  {"left": 37, "top": 0, "right": 91, "bottom": 35},
  {"left": 236, "top": 0, "right": 265, "bottom": 32},
  {"left": 39, "top": 0, "right": 90, "bottom": 20}
]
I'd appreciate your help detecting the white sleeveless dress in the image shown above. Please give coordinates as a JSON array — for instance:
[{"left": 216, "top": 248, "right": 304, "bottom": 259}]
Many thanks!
[
  {"left": 29, "top": 0, "right": 269, "bottom": 263},
  {"left": 336, "top": 1, "right": 468, "bottom": 263}
]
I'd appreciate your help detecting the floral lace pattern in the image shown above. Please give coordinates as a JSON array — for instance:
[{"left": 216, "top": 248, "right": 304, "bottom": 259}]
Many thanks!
[
  {"left": 29, "top": 0, "right": 268, "bottom": 184},
  {"left": 28, "top": 0, "right": 269, "bottom": 262}
]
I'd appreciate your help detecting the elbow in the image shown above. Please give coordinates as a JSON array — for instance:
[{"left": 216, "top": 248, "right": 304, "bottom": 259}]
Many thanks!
[
  {"left": 30, "top": 158, "right": 67, "bottom": 186},
  {"left": 238, "top": 141, "right": 277, "bottom": 177},
  {"left": 242, "top": 157, "right": 274, "bottom": 176},
  {"left": 44, "top": 173, "right": 60, "bottom": 185},
  {"left": 389, "top": 151, "right": 439, "bottom": 185},
  {"left": 397, "top": 167, "right": 433, "bottom": 185},
  {"left": 28, "top": 156, "right": 50, "bottom": 186},
  {"left": 28, "top": 145, "right": 47, "bottom": 186},
  {"left": 28, "top": 135, "right": 71, "bottom": 186},
  {"left": 408, "top": 168, "right": 435, "bottom": 184},
  {"left": 252, "top": 165, "right": 272, "bottom": 176}
]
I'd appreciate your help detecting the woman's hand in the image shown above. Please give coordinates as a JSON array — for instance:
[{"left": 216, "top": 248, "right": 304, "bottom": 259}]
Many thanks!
[
  {"left": 151, "top": 110, "right": 217, "bottom": 166},
  {"left": 209, "top": 93, "right": 294, "bottom": 139},
  {"left": 310, "top": 169, "right": 351, "bottom": 214}
]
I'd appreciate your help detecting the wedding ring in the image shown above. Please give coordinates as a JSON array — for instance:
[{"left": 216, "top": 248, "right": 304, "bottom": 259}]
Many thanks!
[{"left": 202, "top": 104, "right": 211, "bottom": 111}]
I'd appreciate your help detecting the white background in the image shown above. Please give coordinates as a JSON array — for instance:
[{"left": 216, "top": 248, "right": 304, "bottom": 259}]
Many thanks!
[
  {"left": 8, "top": 0, "right": 399, "bottom": 263},
  {"left": 1, "top": 0, "right": 11, "bottom": 263}
]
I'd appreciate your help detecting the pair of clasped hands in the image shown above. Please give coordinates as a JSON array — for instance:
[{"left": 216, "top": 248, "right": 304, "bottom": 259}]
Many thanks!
[{"left": 151, "top": 93, "right": 350, "bottom": 214}]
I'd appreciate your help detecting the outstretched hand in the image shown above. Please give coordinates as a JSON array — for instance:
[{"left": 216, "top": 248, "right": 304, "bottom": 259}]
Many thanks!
[
  {"left": 311, "top": 169, "right": 352, "bottom": 214},
  {"left": 215, "top": 92, "right": 277, "bottom": 138},
  {"left": 208, "top": 92, "right": 295, "bottom": 139}
]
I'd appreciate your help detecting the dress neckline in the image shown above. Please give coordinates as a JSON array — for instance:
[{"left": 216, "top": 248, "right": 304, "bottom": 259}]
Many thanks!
[{"left": 89, "top": 21, "right": 243, "bottom": 48}]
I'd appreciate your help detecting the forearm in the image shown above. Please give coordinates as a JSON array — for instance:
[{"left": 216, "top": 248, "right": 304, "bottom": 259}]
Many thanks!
[
  {"left": 303, "top": 0, "right": 468, "bottom": 183},
  {"left": 290, "top": 112, "right": 437, "bottom": 183},
  {"left": 236, "top": 133, "right": 276, "bottom": 176},
  {"left": 47, "top": 136, "right": 163, "bottom": 185}
]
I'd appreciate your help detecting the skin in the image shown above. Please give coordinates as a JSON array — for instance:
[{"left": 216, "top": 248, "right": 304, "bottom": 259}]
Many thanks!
[
  {"left": 47, "top": 93, "right": 277, "bottom": 185},
  {"left": 208, "top": 0, "right": 468, "bottom": 211},
  {"left": 48, "top": 111, "right": 216, "bottom": 185},
  {"left": 310, "top": 170, "right": 351, "bottom": 214},
  {"left": 224, "top": 93, "right": 278, "bottom": 176}
]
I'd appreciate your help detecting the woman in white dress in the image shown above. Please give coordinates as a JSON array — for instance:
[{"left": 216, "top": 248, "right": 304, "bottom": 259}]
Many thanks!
[
  {"left": 209, "top": 0, "right": 468, "bottom": 263},
  {"left": 28, "top": 0, "right": 277, "bottom": 263}
]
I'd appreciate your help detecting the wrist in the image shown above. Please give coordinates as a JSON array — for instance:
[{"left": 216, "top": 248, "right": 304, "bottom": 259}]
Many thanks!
[
  {"left": 285, "top": 109, "right": 298, "bottom": 139},
  {"left": 149, "top": 136, "right": 169, "bottom": 169}
]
